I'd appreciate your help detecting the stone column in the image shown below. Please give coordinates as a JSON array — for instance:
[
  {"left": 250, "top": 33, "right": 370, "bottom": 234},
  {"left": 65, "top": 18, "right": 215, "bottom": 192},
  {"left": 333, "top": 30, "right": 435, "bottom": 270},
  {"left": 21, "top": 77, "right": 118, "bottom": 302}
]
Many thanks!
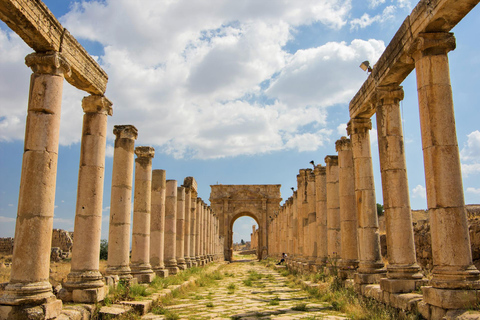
[
  {"left": 296, "top": 170, "right": 307, "bottom": 264},
  {"left": 0, "top": 52, "right": 69, "bottom": 317},
  {"left": 336, "top": 137, "right": 359, "bottom": 279},
  {"left": 106, "top": 125, "right": 138, "bottom": 280},
  {"left": 196, "top": 198, "right": 202, "bottom": 265},
  {"left": 208, "top": 208, "right": 213, "bottom": 261},
  {"left": 374, "top": 86, "right": 422, "bottom": 293},
  {"left": 202, "top": 204, "right": 208, "bottom": 264},
  {"left": 306, "top": 170, "right": 316, "bottom": 268},
  {"left": 347, "top": 118, "right": 385, "bottom": 285},
  {"left": 314, "top": 165, "right": 327, "bottom": 269},
  {"left": 291, "top": 191, "right": 298, "bottom": 264},
  {"left": 150, "top": 170, "right": 168, "bottom": 277},
  {"left": 411, "top": 32, "right": 480, "bottom": 308},
  {"left": 184, "top": 188, "right": 192, "bottom": 268},
  {"left": 131, "top": 147, "right": 156, "bottom": 283},
  {"left": 164, "top": 180, "right": 179, "bottom": 275},
  {"left": 176, "top": 186, "right": 187, "bottom": 270},
  {"left": 190, "top": 190, "right": 198, "bottom": 266},
  {"left": 325, "top": 156, "right": 341, "bottom": 267},
  {"left": 63, "top": 95, "right": 112, "bottom": 303}
]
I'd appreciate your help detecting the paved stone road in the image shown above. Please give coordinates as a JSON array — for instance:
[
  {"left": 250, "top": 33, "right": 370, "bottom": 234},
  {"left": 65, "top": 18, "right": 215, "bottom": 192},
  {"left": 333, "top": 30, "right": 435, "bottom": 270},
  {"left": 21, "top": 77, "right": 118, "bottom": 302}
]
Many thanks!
[{"left": 142, "top": 260, "right": 347, "bottom": 319}]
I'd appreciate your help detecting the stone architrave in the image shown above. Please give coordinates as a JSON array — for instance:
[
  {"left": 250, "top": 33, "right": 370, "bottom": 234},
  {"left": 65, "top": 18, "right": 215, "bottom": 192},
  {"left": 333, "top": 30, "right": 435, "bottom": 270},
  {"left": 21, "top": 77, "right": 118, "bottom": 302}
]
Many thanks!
[
  {"left": 375, "top": 86, "right": 422, "bottom": 293},
  {"left": 164, "top": 180, "right": 179, "bottom": 275},
  {"left": 335, "top": 137, "right": 359, "bottom": 279},
  {"left": 347, "top": 118, "right": 385, "bottom": 285},
  {"left": 410, "top": 32, "right": 480, "bottom": 308},
  {"left": 314, "top": 165, "right": 327, "bottom": 269},
  {"left": 0, "top": 52, "right": 70, "bottom": 317},
  {"left": 325, "top": 156, "right": 341, "bottom": 265},
  {"left": 184, "top": 188, "right": 192, "bottom": 268},
  {"left": 176, "top": 186, "right": 187, "bottom": 270},
  {"left": 106, "top": 125, "right": 138, "bottom": 280},
  {"left": 150, "top": 170, "right": 168, "bottom": 278},
  {"left": 131, "top": 146, "right": 156, "bottom": 283},
  {"left": 63, "top": 95, "right": 112, "bottom": 303}
]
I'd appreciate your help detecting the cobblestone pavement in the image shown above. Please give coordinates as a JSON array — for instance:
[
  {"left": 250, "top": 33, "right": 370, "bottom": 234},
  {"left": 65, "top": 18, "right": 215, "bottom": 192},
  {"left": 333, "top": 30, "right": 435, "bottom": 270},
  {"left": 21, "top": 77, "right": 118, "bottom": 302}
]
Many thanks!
[{"left": 142, "top": 260, "right": 347, "bottom": 319}]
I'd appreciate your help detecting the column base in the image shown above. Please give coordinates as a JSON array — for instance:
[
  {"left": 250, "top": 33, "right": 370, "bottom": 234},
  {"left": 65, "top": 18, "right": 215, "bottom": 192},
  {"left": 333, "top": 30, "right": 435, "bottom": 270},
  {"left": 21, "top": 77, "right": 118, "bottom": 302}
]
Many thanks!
[
  {"left": 184, "top": 258, "right": 192, "bottom": 268},
  {"left": 0, "top": 281, "right": 55, "bottom": 306},
  {"left": 106, "top": 265, "right": 132, "bottom": 280},
  {"left": 190, "top": 258, "right": 198, "bottom": 267},
  {"left": 430, "top": 265, "right": 480, "bottom": 289},
  {"left": 0, "top": 298, "right": 62, "bottom": 320},
  {"left": 61, "top": 270, "right": 106, "bottom": 303},
  {"left": 423, "top": 286, "right": 480, "bottom": 309},
  {"left": 178, "top": 263, "right": 187, "bottom": 271},
  {"left": 354, "top": 271, "right": 386, "bottom": 285},
  {"left": 166, "top": 266, "right": 179, "bottom": 275},
  {"left": 386, "top": 263, "right": 423, "bottom": 280}
]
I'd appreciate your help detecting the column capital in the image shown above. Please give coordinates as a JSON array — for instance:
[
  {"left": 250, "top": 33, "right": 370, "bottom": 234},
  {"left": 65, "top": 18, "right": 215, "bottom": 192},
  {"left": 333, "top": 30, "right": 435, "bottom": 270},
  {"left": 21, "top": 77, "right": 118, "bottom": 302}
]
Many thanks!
[
  {"left": 82, "top": 95, "right": 113, "bottom": 116},
  {"left": 25, "top": 51, "right": 71, "bottom": 76},
  {"left": 375, "top": 86, "right": 404, "bottom": 106},
  {"left": 135, "top": 146, "right": 155, "bottom": 159},
  {"left": 347, "top": 118, "right": 372, "bottom": 136},
  {"left": 324, "top": 155, "right": 338, "bottom": 166},
  {"left": 335, "top": 136, "right": 352, "bottom": 152},
  {"left": 114, "top": 125, "right": 138, "bottom": 140},
  {"left": 307, "top": 170, "right": 315, "bottom": 182},
  {"left": 409, "top": 32, "right": 456, "bottom": 60},
  {"left": 314, "top": 164, "right": 326, "bottom": 176},
  {"left": 183, "top": 177, "right": 198, "bottom": 193}
]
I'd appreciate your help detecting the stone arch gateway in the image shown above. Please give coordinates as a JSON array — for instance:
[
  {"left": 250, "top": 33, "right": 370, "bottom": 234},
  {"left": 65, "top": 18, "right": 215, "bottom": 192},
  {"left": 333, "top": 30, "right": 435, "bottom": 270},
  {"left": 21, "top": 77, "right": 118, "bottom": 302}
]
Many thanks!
[{"left": 210, "top": 185, "right": 282, "bottom": 261}]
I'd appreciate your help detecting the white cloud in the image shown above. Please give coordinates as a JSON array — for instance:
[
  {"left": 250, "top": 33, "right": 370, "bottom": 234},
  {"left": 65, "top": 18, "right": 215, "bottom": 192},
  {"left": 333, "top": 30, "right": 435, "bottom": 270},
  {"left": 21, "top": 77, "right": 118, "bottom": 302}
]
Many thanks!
[
  {"left": 0, "top": 216, "right": 15, "bottom": 223},
  {"left": 461, "top": 131, "right": 480, "bottom": 176},
  {"left": 467, "top": 187, "right": 480, "bottom": 195},
  {"left": 337, "top": 123, "right": 347, "bottom": 136},
  {"left": 412, "top": 185, "right": 426, "bottom": 199},
  {"left": 369, "top": 0, "right": 386, "bottom": 9},
  {"left": 350, "top": 5, "right": 396, "bottom": 30},
  {"left": 370, "top": 128, "right": 378, "bottom": 147},
  {"left": 462, "top": 163, "right": 480, "bottom": 176}
]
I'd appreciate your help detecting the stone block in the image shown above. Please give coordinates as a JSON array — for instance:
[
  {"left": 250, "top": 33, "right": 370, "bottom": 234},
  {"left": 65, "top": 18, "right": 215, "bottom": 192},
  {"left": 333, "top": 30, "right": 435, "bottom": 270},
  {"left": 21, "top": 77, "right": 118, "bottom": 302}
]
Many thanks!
[
  {"left": 380, "top": 278, "right": 417, "bottom": 293},
  {"left": 389, "top": 293, "right": 422, "bottom": 310},
  {"left": 121, "top": 300, "right": 153, "bottom": 315},
  {"left": 43, "top": 299, "right": 63, "bottom": 319},
  {"left": 355, "top": 272, "right": 384, "bottom": 285},
  {"left": 0, "top": 305, "right": 14, "bottom": 319},
  {"left": 363, "top": 284, "right": 380, "bottom": 298},
  {"left": 423, "top": 286, "right": 480, "bottom": 309},
  {"left": 418, "top": 301, "right": 431, "bottom": 319},
  {"left": 431, "top": 305, "right": 447, "bottom": 320},
  {"left": 72, "top": 287, "right": 106, "bottom": 303},
  {"left": 133, "top": 273, "right": 155, "bottom": 284},
  {"left": 99, "top": 304, "right": 132, "bottom": 317}
]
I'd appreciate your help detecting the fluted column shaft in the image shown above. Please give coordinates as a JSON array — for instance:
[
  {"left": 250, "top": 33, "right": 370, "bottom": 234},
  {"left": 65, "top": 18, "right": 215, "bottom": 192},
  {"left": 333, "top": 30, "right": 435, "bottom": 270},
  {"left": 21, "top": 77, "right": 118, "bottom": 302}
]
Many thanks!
[
  {"left": 2, "top": 52, "right": 70, "bottom": 309},
  {"left": 150, "top": 170, "right": 168, "bottom": 277},
  {"left": 131, "top": 147, "right": 155, "bottom": 283},
  {"left": 107, "top": 125, "right": 138, "bottom": 279}
]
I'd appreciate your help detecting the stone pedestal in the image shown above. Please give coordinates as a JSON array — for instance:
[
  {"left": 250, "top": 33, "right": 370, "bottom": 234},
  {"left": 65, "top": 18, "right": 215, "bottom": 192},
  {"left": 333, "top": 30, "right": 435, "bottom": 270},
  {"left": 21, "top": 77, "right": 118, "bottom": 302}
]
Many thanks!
[
  {"left": 106, "top": 125, "right": 138, "bottom": 280},
  {"left": 131, "top": 147, "right": 156, "bottom": 283},
  {"left": 336, "top": 137, "right": 359, "bottom": 279},
  {"left": 0, "top": 52, "right": 69, "bottom": 318},
  {"left": 150, "top": 170, "right": 168, "bottom": 278},
  {"left": 63, "top": 95, "right": 112, "bottom": 302},
  {"left": 348, "top": 118, "right": 385, "bottom": 284},
  {"left": 165, "top": 180, "right": 179, "bottom": 275},
  {"left": 411, "top": 32, "right": 480, "bottom": 304},
  {"left": 176, "top": 187, "right": 187, "bottom": 270}
]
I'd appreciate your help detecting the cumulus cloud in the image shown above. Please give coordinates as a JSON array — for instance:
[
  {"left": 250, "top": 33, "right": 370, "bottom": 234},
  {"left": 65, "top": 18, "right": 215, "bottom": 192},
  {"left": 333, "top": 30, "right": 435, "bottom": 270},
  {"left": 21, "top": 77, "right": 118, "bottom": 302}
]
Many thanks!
[
  {"left": 412, "top": 185, "right": 426, "bottom": 199},
  {"left": 467, "top": 187, "right": 480, "bottom": 195},
  {"left": 461, "top": 131, "right": 480, "bottom": 176},
  {"left": 0, "top": 216, "right": 15, "bottom": 223},
  {"left": 337, "top": 123, "right": 347, "bottom": 136},
  {"left": 0, "top": 0, "right": 389, "bottom": 159},
  {"left": 350, "top": 5, "right": 396, "bottom": 30}
]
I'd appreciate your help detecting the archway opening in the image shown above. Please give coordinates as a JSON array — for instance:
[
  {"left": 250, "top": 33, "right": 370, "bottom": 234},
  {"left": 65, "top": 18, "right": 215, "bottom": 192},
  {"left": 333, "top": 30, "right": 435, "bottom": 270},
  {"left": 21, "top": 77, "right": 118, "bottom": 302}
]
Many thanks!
[{"left": 231, "top": 215, "right": 258, "bottom": 261}]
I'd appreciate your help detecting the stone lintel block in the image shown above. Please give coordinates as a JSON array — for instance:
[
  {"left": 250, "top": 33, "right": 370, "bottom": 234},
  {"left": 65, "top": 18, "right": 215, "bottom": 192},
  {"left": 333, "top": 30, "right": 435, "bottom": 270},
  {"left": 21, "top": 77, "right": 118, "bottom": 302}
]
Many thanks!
[
  {"left": 121, "top": 300, "right": 152, "bottom": 315},
  {"left": 423, "top": 286, "right": 480, "bottom": 309},
  {"left": 72, "top": 287, "right": 106, "bottom": 303},
  {"left": 133, "top": 272, "right": 155, "bottom": 284},
  {"left": 380, "top": 278, "right": 417, "bottom": 293}
]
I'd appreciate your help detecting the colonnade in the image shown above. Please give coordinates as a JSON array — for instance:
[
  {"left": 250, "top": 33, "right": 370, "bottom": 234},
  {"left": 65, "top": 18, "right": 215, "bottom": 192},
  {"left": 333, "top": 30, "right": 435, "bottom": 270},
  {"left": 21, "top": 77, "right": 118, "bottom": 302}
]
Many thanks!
[{"left": 268, "top": 30, "right": 480, "bottom": 316}]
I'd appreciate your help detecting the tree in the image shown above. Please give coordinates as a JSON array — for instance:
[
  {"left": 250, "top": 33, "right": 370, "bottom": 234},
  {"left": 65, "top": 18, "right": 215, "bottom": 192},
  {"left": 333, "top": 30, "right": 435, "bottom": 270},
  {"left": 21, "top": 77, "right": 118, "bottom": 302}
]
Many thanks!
[
  {"left": 240, "top": 239, "right": 245, "bottom": 245},
  {"left": 99, "top": 239, "right": 108, "bottom": 260},
  {"left": 377, "top": 203, "right": 384, "bottom": 216}
]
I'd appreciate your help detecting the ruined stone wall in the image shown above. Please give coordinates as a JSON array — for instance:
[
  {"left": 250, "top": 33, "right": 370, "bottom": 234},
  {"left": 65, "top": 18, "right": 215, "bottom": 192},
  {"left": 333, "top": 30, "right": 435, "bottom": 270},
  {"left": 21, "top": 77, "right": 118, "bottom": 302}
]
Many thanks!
[
  {"left": 0, "top": 238, "right": 14, "bottom": 254},
  {"left": 51, "top": 229, "right": 74, "bottom": 253}
]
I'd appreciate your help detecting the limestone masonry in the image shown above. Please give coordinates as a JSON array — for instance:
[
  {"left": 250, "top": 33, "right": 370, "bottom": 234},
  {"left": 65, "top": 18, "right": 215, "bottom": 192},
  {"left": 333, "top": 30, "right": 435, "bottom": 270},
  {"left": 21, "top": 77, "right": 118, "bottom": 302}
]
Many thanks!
[{"left": 1, "top": 0, "right": 480, "bottom": 319}]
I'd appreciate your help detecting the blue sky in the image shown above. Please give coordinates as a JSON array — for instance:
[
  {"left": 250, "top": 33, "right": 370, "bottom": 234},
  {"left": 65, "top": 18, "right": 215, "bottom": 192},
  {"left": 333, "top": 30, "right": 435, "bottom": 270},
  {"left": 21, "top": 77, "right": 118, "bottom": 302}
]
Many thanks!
[{"left": 1, "top": 0, "right": 479, "bottom": 243}]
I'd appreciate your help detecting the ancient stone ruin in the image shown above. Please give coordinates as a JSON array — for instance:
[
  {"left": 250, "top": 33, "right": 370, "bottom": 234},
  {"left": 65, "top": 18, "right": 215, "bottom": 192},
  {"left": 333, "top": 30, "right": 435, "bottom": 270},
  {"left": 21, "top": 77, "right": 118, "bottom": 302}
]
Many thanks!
[{"left": 1, "top": 0, "right": 480, "bottom": 319}]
